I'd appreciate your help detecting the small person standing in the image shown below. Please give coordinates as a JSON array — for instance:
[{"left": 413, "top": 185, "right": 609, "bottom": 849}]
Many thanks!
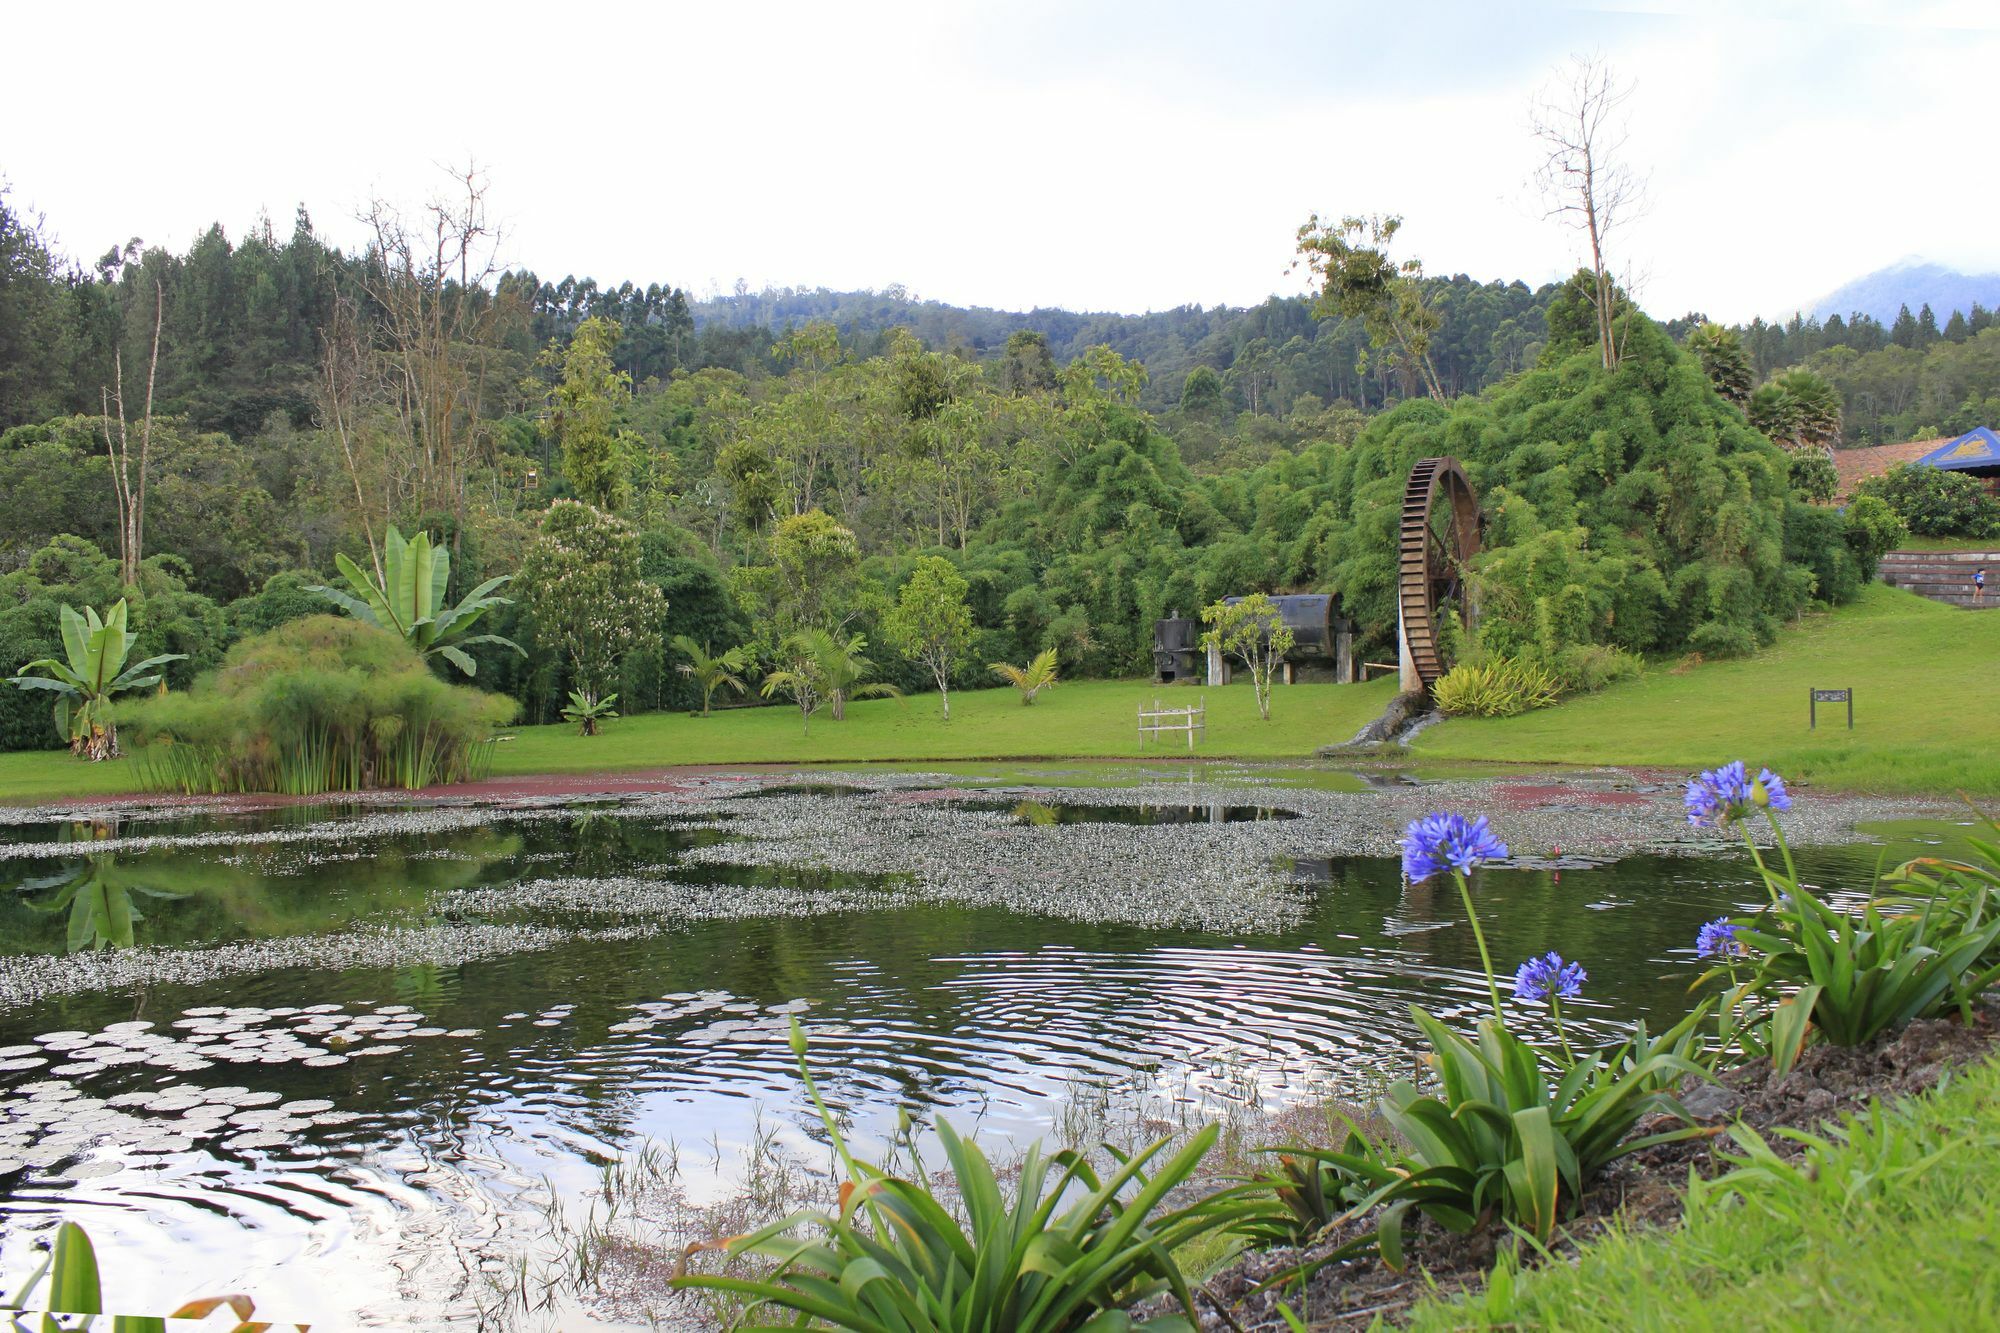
[{"left": 1977, "top": 567, "right": 1987, "bottom": 603}]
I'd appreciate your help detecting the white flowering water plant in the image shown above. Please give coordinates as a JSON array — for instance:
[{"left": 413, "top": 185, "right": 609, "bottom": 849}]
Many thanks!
[{"left": 1687, "top": 762, "right": 2000, "bottom": 1074}]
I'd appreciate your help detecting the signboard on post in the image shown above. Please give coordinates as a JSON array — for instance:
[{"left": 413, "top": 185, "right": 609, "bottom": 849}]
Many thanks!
[{"left": 1810, "top": 687, "right": 1853, "bottom": 730}]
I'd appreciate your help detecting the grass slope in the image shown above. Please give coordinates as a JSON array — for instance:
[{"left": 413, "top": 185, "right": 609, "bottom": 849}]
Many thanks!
[
  {"left": 0, "top": 676, "right": 1399, "bottom": 804},
  {"left": 1417, "top": 584, "right": 2000, "bottom": 795},
  {"left": 1402, "top": 1052, "right": 2000, "bottom": 1331}
]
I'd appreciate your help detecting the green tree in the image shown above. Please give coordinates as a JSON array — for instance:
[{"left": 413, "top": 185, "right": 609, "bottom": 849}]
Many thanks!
[
  {"left": 1200, "top": 594, "right": 1294, "bottom": 722},
  {"left": 814, "top": 631, "right": 901, "bottom": 721},
  {"left": 533, "top": 315, "right": 638, "bottom": 511},
  {"left": 757, "top": 629, "right": 897, "bottom": 733},
  {"left": 768, "top": 509, "right": 861, "bottom": 632},
  {"left": 884, "top": 556, "right": 973, "bottom": 720},
  {"left": 516, "top": 500, "right": 667, "bottom": 697},
  {"left": 1295, "top": 213, "right": 1444, "bottom": 399},
  {"left": 1891, "top": 303, "right": 1919, "bottom": 348},
  {"left": 1686, "top": 322, "right": 1753, "bottom": 406}
]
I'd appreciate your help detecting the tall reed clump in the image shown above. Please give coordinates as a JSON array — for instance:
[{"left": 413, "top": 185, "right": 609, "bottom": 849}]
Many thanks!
[{"left": 120, "top": 615, "right": 515, "bottom": 795}]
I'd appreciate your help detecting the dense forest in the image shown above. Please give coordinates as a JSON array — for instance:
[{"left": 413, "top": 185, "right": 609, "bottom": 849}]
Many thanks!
[{"left": 0, "top": 170, "right": 1978, "bottom": 753}]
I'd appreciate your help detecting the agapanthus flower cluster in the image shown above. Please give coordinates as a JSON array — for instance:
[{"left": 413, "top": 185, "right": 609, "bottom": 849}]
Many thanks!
[
  {"left": 1514, "top": 951, "right": 1587, "bottom": 1004},
  {"left": 1695, "top": 916, "right": 1743, "bottom": 959},
  {"left": 1400, "top": 812, "right": 1509, "bottom": 883},
  {"left": 1684, "top": 761, "right": 1792, "bottom": 827}
]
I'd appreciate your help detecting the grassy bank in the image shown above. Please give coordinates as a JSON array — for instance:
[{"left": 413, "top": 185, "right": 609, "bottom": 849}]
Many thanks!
[
  {"left": 1418, "top": 584, "right": 2000, "bottom": 795},
  {"left": 1401, "top": 1052, "right": 2000, "bottom": 1331},
  {"left": 0, "top": 676, "right": 1399, "bottom": 804}
]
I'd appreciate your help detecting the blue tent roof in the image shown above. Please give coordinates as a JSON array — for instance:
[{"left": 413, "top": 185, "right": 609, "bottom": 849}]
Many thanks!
[{"left": 1916, "top": 426, "right": 2000, "bottom": 472}]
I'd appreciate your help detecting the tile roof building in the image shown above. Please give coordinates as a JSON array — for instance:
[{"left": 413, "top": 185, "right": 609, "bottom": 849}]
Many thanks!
[{"left": 1831, "top": 437, "right": 1949, "bottom": 502}]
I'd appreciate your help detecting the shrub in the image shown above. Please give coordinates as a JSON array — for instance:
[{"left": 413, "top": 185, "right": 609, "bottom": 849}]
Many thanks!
[
  {"left": 120, "top": 616, "right": 515, "bottom": 794},
  {"left": 1855, "top": 463, "right": 2000, "bottom": 538},
  {"left": 1787, "top": 450, "right": 1839, "bottom": 503},
  {"left": 1687, "top": 620, "right": 1760, "bottom": 660},
  {"left": 1432, "top": 657, "right": 1562, "bottom": 717},
  {"left": 1842, "top": 493, "right": 1906, "bottom": 571},
  {"left": 1545, "top": 642, "right": 1643, "bottom": 695}
]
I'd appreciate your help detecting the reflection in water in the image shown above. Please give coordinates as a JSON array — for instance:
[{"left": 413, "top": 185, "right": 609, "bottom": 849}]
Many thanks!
[
  {"left": 16, "top": 854, "right": 180, "bottom": 952},
  {"left": 7, "top": 822, "right": 184, "bottom": 952},
  {"left": 0, "top": 792, "right": 1970, "bottom": 1327}
]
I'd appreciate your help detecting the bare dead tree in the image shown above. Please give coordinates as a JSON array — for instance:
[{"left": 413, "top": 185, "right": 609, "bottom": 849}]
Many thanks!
[
  {"left": 316, "top": 279, "right": 390, "bottom": 582},
  {"left": 357, "top": 163, "right": 515, "bottom": 529},
  {"left": 1532, "top": 56, "right": 1645, "bottom": 370},
  {"left": 99, "top": 280, "right": 164, "bottom": 587}
]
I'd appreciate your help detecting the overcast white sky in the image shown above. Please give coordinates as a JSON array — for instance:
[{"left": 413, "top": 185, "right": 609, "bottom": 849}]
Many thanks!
[{"left": 4, "top": 1, "right": 1994, "bottom": 322}]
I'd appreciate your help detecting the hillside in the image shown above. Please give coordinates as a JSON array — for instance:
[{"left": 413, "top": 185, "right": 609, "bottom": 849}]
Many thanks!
[
  {"left": 1415, "top": 584, "right": 2000, "bottom": 795},
  {"left": 1802, "top": 259, "right": 2000, "bottom": 324}
]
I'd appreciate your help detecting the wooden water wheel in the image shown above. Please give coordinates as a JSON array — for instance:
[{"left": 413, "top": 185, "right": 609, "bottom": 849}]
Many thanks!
[{"left": 1397, "top": 456, "right": 1480, "bottom": 690}]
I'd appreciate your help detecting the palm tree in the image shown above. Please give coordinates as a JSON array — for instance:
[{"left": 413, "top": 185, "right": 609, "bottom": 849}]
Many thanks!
[
  {"left": 990, "top": 647, "right": 1060, "bottom": 705},
  {"left": 1686, "top": 321, "right": 1753, "bottom": 407},
  {"left": 812, "top": 631, "right": 902, "bottom": 722},
  {"left": 8, "top": 601, "right": 185, "bottom": 760},
  {"left": 760, "top": 630, "right": 902, "bottom": 735},
  {"left": 672, "top": 635, "right": 749, "bottom": 717}
]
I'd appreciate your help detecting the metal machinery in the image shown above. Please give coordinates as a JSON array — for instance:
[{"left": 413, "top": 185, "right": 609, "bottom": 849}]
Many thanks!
[
  {"left": 1151, "top": 612, "right": 1201, "bottom": 683},
  {"left": 1153, "top": 595, "right": 1356, "bottom": 685},
  {"left": 1396, "top": 456, "right": 1481, "bottom": 692}
]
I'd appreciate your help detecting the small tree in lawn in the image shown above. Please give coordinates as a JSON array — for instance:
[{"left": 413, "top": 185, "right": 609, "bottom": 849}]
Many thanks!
[
  {"left": 1201, "top": 594, "right": 1294, "bottom": 721},
  {"left": 517, "top": 500, "right": 666, "bottom": 709},
  {"left": 990, "top": 647, "right": 1060, "bottom": 705},
  {"left": 760, "top": 631, "right": 829, "bottom": 736},
  {"left": 671, "top": 635, "right": 749, "bottom": 717},
  {"left": 884, "top": 557, "right": 973, "bottom": 721}
]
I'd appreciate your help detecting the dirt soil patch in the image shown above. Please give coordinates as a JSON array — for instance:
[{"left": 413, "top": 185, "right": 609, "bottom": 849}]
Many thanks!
[{"left": 1195, "top": 1004, "right": 2000, "bottom": 1329}]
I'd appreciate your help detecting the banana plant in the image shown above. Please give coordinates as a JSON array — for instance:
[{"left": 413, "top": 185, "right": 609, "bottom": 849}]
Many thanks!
[
  {"left": 310, "top": 526, "right": 523, "bottom": 677},
  {"left": 559, "top": 689, "right": 619, "bottom": 736},
  {"left": 8, "top": 601, "right": 185, "bottom": 760}
]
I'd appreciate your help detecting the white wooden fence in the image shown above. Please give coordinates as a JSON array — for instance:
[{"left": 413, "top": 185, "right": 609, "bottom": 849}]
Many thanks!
[{"left": 1138, "top": 697, "right": 1206, "bottom": 750}]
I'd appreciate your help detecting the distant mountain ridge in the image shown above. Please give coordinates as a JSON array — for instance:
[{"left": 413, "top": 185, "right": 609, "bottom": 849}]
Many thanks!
[{"left": 1797, "top": 260, "right": 2000, "bottom": 324}]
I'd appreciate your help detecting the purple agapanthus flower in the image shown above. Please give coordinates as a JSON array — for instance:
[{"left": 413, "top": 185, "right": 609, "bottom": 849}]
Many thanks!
[
  {"left": 1755, "top": 768, "right": 1792, "bottom": 812},
  {"left": 1686, "top": 762, "right": 1793, "bottom": 827},
  {"left": 1400, "top": 812, "right": 1509, "bottom": 883},
  {"left": 1514, "top": 952, "right": 1587, "bottom": 1004},
  {"left": 1695, "top": 916, "right": 1743, "bottom": 958},
  {"left": 1684, "top": 761, "right": 1753, "bottom": 827}
]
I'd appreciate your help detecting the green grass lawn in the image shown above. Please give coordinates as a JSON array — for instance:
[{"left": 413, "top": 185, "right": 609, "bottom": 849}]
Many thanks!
[
  {"left": 0, "top": 676, "right": 1400, "bottom": 804},
  {"left": 492, "top": 675, "right": 1399, "bottom": 774},
  {"left": 4, "top": 583, "right": 1994, "bottom": 804},
  {"left": 1417, "top": 584, "right": 2000, "bottom": 796},
  {"left": 1401, "top": 1051, "right": 2000, "bottom": 1331},
  {"left": 1894, "top": 534, "right": 2000, "bottom": 552}
]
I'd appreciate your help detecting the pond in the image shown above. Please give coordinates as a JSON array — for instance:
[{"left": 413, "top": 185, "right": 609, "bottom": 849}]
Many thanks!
[{"left": 0, "top": 771, "right": 1970, "bottom": 1328}]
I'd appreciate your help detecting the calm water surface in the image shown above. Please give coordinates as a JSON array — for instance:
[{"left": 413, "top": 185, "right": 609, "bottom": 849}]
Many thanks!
[{"left": 0, "top": 780, "right": 1968, "bottom": 1328}]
